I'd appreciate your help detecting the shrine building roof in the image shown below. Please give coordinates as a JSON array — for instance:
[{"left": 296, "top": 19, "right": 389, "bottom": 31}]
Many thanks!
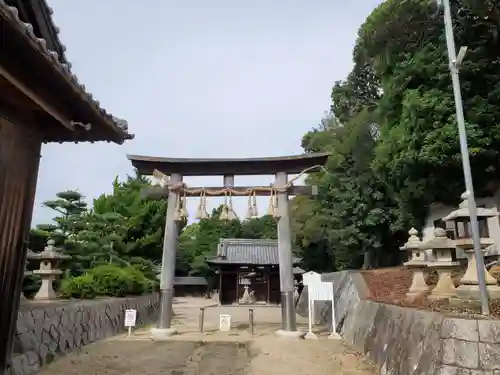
[{"left": 206, "top": 238, "right": 302, "bottom": 266}]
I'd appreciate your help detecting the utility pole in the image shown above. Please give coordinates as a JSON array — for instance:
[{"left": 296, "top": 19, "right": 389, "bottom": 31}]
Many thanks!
[{"left": 439, "top": 0, "right": 489, "bottom": 315}]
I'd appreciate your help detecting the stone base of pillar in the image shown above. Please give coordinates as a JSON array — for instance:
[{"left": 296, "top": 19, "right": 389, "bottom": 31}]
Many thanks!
[
  {"left": 456, "top": 284, "right": 500, "bottom": 300},
  {"left": 275, "top": 329, "right": 305, "bottom": 339},
  {"left": 150, "top": 327, "right": 178, "bottom": 338}
]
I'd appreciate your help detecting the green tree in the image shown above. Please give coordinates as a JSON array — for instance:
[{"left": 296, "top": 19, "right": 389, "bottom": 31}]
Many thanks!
[
  {"left": 293, "top": 112, "right": 402, "bottom": 270},
  {"left": 92, "top": 173, "right": 172, "bottom": 263},
  {"left": 355, "top": 0, "right": 500, "bottom": 225},
  {"left": 74, "top": 211, "right": 130, "bottom": 269},
  {"left": 29, "top": 190, "right": 88, "bottom": 250}
]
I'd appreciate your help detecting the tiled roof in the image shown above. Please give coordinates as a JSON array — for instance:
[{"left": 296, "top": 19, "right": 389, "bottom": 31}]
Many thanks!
[
  {"left": 174, "top": 277, "right": 208, "bottom": 286},
  {"left": 0, "top": 1, "right": 134, "bottom": 142},
  {"left": 207, "top": 238, "right": 301, "bottom": 265}
]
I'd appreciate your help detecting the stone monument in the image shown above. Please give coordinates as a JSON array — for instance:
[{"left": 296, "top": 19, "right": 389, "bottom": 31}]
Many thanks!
[
  {"left": 422, "top": 228, "right": 459, "bottom": 300},
  {"left": 442, "top": 194, "right": 500, "bottom": 300},
  {"left": 400, "top": 228, "right": 428, "bottom": 298},
  {"left": 33, "top": 239, "right": 70, "bottom": 301},
  {"left": 239, "top": 285, "right": 251, "bottom": 304}
]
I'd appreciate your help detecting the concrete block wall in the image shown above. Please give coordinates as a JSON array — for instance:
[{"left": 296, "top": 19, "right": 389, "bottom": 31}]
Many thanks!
[
  {"left": 9, "top": 294, "right": 159, "bottom": 375},
  {"left": 296, "top": 271, "right": 500, "bottom": 374}
]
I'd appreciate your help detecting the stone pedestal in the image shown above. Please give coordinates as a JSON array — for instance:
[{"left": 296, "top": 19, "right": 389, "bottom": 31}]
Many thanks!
[
  {"left": 275, "top": 329, "right": 306, "bottom": 339},
  {"left": 428, "top": 265, "right": 458, "bottom": 300},
  {"left": 34, "top": 273, "right": 59, "bottom": 300},
  {"left": 406, "top": 263, "right": 429, "bottom": 298},
  {"left": 456, "top": 248, "right": 500, "bottom": 300},
  {"left": 150, "top": 327, "right": 178, "bottom": 338}
]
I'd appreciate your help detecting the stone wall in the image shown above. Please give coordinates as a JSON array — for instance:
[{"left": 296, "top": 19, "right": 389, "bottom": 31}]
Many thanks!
[
  {"left": 296, "top": 271, "right": 500, "bottom": 374},
  {"left": 10, "top": 294, "right": 159, "bottom": 375}
]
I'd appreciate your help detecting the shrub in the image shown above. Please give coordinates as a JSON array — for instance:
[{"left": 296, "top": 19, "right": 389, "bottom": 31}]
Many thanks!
[
  {"left": 123, "top": 266, "right": 151, "bottom": 294},
  {"left": 59, "top": 264, "right": 156, "bottom": 299},
  {"left": 60, "top": 274, "right": 99, "bottom": 299},
  {"left": 88, "top": 264, "right": 132, "bottom": 297}
]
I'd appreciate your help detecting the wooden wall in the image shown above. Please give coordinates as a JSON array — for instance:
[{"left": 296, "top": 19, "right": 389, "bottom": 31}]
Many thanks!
[{"left": 0, "top": 113, "right": 42, "bottom": 372}]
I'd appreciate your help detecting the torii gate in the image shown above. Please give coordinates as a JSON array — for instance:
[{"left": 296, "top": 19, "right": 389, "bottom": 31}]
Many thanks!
[{"left": 127, "top": 152, "right": 329, "bottom": 337}]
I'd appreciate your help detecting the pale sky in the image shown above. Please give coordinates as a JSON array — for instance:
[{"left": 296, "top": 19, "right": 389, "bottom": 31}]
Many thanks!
[{"left": 32, "top": 0, "right": 382, "bottom": 225}]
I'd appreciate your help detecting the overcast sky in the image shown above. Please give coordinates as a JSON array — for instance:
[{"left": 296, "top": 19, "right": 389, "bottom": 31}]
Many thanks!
[{"left": 32, "top": 0, "right": 382, "bottom": 225}]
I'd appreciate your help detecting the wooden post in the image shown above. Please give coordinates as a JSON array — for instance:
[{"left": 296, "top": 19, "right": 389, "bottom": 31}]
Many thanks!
[
  {"left": 0, "top": 120, "right": 42, "bottom": 374},
  {"left": 266, "top": 268, "right": 271, "bottom": 304},
  {"left": 275, "top": 171, "right": 297, "bottom": 332},
  {"left": 236, "top": 270, "right": 239, "bottom": 304},
  {"left": 155, "top": 173, "right": 182, "bottom": 336}
]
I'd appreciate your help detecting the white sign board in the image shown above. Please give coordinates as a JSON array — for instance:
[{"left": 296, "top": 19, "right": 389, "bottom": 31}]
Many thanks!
[
  {"left": 124, "top": 309, "right": 137, "bottom": 327},
  {"left": 306, "top": 280, "right": 340, "bottom": 340},
  {"left": 219, "top": 314, "right": 231, "bottom": 331}
]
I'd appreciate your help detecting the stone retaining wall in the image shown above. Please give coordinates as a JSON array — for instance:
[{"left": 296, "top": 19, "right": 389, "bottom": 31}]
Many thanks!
[
  {"left": 9, "top": 294, "right": 159, "bottom": 375},
  {"left": 296, "top": 271, "right": 500, "bottom": 375}
]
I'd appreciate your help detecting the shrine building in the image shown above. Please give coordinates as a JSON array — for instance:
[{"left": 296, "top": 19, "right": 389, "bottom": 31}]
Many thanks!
[{"left": 206, "top": 238, "right": 304, "bottom": 305}]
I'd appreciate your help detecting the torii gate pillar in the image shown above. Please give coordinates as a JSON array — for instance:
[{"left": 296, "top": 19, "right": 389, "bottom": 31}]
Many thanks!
[
  {"left": 151, "top": 173, "right": 182, "bottom": 338},
  {"left": 275, "top": 172, "right": 297, "bottom": 332}
]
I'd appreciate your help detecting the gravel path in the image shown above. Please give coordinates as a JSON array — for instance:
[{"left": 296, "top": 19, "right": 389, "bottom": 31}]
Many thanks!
[{"left": 36, "top": 298, "right": 377, "bottom": 375}]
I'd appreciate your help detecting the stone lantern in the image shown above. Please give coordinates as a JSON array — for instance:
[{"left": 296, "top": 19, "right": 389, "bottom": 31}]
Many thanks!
[
  {"left": 422, "top": 228, "right": 459, "bottom": 299},
  {"left": 400, "top": 228, "right": 428, "bottom": 298},
  {"left": 33, "top": 239, "right": 70, "bottom": 301},
  {"left": 442, "top": 193, "right": 500, "bottom": 300}
]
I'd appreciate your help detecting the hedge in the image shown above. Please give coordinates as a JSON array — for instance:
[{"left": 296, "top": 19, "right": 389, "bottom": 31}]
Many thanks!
[{"left": 60, "top": 264, "right": 158, "bottom": 299}]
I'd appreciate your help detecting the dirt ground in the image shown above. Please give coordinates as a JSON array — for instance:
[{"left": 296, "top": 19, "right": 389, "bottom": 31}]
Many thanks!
[
  {"left": 37, "top": 298, "right": 377, "bottom": 375},
  {"left": 362, "top": 267, "right": 500, "bottom": 318}
]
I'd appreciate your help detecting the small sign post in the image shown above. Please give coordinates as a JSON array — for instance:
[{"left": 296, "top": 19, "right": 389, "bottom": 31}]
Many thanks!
[
  {"left": 302, "top": 271, "right": 321, "bottom": 327},
  {"left": 305, "top": 280, "right": 340, "bottom": 340},
  {"left": 219, "top": 314, "right": 231, "bottom": 332},
  {"left": 124, "top": 309, "right": 137, "bottom": 337}
]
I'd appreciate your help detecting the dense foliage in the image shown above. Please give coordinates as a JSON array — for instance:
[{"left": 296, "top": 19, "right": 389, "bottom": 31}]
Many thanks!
[{"left": 290, "top": 0, "right": 500, "bottom": 269}]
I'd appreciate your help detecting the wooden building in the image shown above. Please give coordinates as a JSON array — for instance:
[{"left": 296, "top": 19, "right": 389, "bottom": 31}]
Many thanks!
[
  {"left": 207, "top": 239, "right": 302, "bottom": 305},
  {"left": 173, "top": 277, "right": 209, "bottom": 297},
  {"left": 0, "top": 1, "right": 133, "bottom": 372}
]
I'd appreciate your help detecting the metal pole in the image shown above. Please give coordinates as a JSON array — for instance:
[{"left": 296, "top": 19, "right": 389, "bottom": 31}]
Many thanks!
[
  {"left": 275, "top": 172, "right": 297, "bottom": 331},
  {"left": 248, "top": 309, "right": 254, "bottom": 335},
  {"left": 199, "top": 308, "right": 205, "bottom": 333},
  {"left": 441, "top": 0, "right": 489, "bottom": 315},
  {"left": 158, "top": 173, "right": 182, "bottom": 328}
]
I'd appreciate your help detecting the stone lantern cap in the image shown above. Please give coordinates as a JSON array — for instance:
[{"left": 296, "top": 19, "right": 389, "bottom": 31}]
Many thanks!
[
  {"left": 442, "top": 192, "right": 499, "bottom": 221},
  {"left": 38, "top": 239, "right": 71, "bottom": 260},
  {"left": 419, "top": 228, "right": 455, "bottom": 250},
  {"left": 400, "top": 228, "right": 421, "bottom": 251},
  {"left": 401, "top": 228, "right": 427, "bottom": 267}
]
